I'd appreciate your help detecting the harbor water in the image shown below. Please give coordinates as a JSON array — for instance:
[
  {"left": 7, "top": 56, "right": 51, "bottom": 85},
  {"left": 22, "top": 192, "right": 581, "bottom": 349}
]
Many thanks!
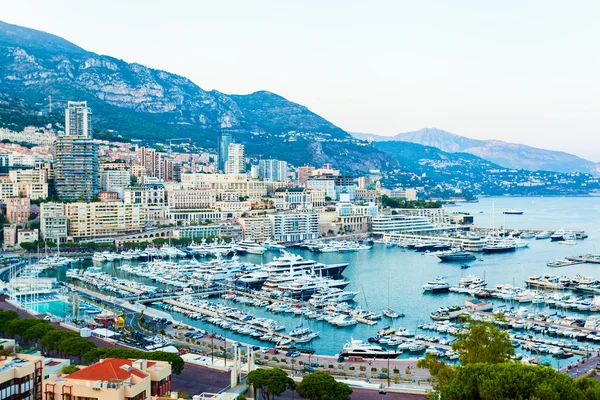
[{"left": 47, "top": 197, "right": 600, "bottom": 357}]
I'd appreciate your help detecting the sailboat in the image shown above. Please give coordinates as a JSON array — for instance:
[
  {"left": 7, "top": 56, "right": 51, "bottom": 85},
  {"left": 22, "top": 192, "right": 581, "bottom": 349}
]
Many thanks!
[{"left": 382, "top": 266, "right": 404, "bottom": 319}]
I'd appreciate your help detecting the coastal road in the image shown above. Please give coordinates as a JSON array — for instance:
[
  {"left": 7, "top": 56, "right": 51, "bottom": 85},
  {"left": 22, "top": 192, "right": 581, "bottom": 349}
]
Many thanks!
[{"left": 561, "top": 352, "right": 600, "bottom": 378}]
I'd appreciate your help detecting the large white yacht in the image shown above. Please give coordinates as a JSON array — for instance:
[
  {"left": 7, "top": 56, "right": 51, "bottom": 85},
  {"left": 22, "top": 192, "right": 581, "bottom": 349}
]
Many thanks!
[
  {"left": 277, "top": 276, "right": 351, "bottom": 299},
  {"left": 236, "top": 240, "right": 267, "bottom": 255},
  {"left": 309, "top": 288, "right": 359, "bottom": 307},
  {"left": 262, "top": 252, "right": 348, "bottom": 277},
  {"left": 340, "top": 339, "right": 402, "bottom": 359}
]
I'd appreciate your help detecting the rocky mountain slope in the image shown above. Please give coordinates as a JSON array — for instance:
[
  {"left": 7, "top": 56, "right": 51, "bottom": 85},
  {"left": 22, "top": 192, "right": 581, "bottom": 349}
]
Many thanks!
[
  {"left": 353, "top": 128, "right": 600, "bottom": 175},
  {"left": 0, "top": 20, "right": 389, "bottom": 172}
]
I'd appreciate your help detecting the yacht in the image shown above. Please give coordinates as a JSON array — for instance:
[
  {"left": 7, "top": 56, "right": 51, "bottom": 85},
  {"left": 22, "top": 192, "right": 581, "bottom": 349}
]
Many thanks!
[
  {"left": 261, "top": 251, "right": 348, "bottom": 277},
  {"left": 308, "top": 288, "right": 359, "bottom": 307},
  {"left": 503, "top": 209, "right": 524, "bottom": 215},
  {"left": 237, "top": 240, "right": 267, "bottom": 255},
  {"left": 278, "top": 275, "right": 350, "bottom": 299},
  {"left": 550, "top": 229, "right": 567, "bottom": 242},
  {"left": 422, "top": 277, "right": 451, "bottom": 293},
  {"left": 482, "top": 237, "right": 516, "bottom": 254},
  {"left": 340, "top": 339, "right": 402, "bottom": 359},
  {"left": 437, "top": 249, "right": 476, "bottom": 262},
  {"left": 235, "top": 270, "right": 270, "bottom": 289},
  {"left": 262, "top": 239, "right": 286, "bottom": 251},
  {"left": 535, "top": 231, "right": 552, "bottom": 240}
]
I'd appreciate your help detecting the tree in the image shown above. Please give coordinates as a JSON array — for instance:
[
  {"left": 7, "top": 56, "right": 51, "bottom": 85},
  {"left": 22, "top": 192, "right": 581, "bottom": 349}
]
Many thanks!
[
  {"left": 246, "top": 368, "right": 295, "bottom": 400},
  {"left": 61, "top": 364, "right": 80, "bottom": 374},
  {"left": 22, "top": 322, "right": 54, "bottom": 344},
  {"left": 452, "top": 317, "right": 514, "bottom": 364},
  {"left": 439, "top": 363, "right": 600, "bottom": 400},
  {"left": 296, "top": 371, "right": 352, "bottom": 400}
]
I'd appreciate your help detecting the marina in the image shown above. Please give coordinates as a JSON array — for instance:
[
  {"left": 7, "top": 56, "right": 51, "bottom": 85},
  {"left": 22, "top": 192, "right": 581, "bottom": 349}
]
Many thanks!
[{"left": 5, "top": 196, "right": 600, "bottom": 366}]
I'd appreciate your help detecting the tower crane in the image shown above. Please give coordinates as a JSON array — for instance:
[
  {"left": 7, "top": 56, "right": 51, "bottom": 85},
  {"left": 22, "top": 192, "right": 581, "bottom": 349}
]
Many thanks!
[{"left": 45, "top": 96, "right": 71, "bottom": 113}]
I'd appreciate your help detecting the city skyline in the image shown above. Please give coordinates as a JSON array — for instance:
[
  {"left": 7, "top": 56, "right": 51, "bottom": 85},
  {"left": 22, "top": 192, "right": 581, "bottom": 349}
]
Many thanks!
[{"left": 2, "top": 1, "right": 600, "bottom": 160}]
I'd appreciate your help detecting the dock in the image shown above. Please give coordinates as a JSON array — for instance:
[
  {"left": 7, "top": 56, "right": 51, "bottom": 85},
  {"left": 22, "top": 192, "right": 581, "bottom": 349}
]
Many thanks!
[{"left": 565, "top": 255, "right": 600, "bottom": 264}]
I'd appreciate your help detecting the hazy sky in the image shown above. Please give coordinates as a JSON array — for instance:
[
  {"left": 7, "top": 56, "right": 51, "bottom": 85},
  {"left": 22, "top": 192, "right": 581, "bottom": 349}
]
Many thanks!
[{"left": 3, "top": 1, "right": 600, "bottom": 160}]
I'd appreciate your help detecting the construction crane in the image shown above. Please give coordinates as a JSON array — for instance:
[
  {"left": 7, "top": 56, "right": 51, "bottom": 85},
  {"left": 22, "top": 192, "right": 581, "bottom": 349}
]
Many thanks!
[
  {"left": 46, "top": 96, "right": 71, "bottom": 113},
  {"left": 168, "top": 138, "right": 193, "bottom": 156}
]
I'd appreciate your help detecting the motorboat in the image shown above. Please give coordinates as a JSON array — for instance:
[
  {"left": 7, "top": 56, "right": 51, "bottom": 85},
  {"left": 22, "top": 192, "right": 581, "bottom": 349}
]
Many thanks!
[
  {"left": 437, "top": 249, "right": 476, "bottom": 262},
  {"left": 237, "top": 240, "right": 267, "bottom": 255},
  {"left": 503, "top": 209, "right": 524, "bottom": 215},
  {"left": 340, "top": 339, "right": 402, "bottom": 359},
  {"left": 422, "top": 277, "right": 451, "bottom": 293}
]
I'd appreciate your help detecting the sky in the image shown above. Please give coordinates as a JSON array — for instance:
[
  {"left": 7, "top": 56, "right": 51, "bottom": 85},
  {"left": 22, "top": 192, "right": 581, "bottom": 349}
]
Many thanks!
[{"left": 2, "top": 1, "right": 600, "bottom": 160}]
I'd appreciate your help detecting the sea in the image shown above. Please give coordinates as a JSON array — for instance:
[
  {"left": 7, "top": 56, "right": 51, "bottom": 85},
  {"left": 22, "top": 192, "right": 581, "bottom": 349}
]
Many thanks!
[{"left": 46, "top": 197, "right": 600, "bottom": 360}]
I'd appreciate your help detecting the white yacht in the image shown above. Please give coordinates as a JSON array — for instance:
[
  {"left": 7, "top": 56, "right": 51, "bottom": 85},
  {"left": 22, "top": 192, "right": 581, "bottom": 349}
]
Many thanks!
[
  {"left": 308, "top": 288, "right": 359, "bottom": 307},
  {"left": 237, "top": 240, "right": 267, "bottom": 255},
  {"left": 340, "top": 339, "right": 402, "bottom": 359},
  {"left": 261, "top": 252, "right": 348, "bottom": 277},
  {"left": 278, "top": 276, "right": 350, "bottom": 299},
  {"left": 422, "top": 277, "right": 451, "bottom": 293},
  {"left": 262, "top": 239, "right": 286, "bottom": 251}
]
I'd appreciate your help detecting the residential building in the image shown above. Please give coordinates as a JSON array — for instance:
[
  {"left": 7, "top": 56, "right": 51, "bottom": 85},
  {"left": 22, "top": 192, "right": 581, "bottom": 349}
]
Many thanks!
[
  {"left": 5, "top": 197, "right": 30, "bottom": 224},
  {"left": 0, "top": 168, "right": 48, "bottom": 200},
  {"left": 100, "top": 168, "right": 131, "bottom": 195},
  {"left": 137, "top": 147, "right": 163, "bottom": 179},
  {"left": 355, "top": 188, "right": 379, "bottom": 203},
  {"left": 64, "top": 100, "right": 91, "bottom": 137},
  {"left": 182, "top": 173, "right": 286, "bottom": 200},
  {"left": 54, "top": 136, "right": 98, "bottom": 201},
  {"left": 389, "top": 188, "right": 418, "bottom": 201},
  {"left": 172, "top": 225, "right": 221, "bottom": 239},
  {"left": 225, "top": 143, "right": 245, "bottom": 174},
  {"left": 371, "top": 214, "right": 438, "bottom": 234},
  {"left": 274, "top": 187, "right": 312, "bottom": 211},
  {"left": 0, "top": 353, "right": 44, "bottom": 399},
  {"left": 124, "top": 184, "right": 166, "bottom": 206},
  {"left": 297, "top": 166, "right": 315, "bottom": 187},
  {"left": 65, "top": 202, "right": 145, "bottom": 241},
  {"left": 3, "top": 224, "right": 39, "bottom": 248},
  {"left": 271, "top": 212, "right": 319, "bottom": 242},
  {"left": 239, "top": 217, "right": 272, "bottom": 242},
  {"left": 335, "top": 202, "right": 378, "bottom": 233},
  {"left": 43, "top": 358, "right": 172, "bottom": 400},
  {"left": 306, "top": 177, "right": 336, "bottom": 199},
  {"left": 307, "top": 189, "right": 327, "bottom": 207},
  {"left": 169, "top": 210, "right": 222, "bottom": 225},
  {"left": 217, "top": 132, "right": 232, "bottom": 173},
  {"left": 215, "top": 200, "right": 251, "bottom": 220},
  {"left": 259, "top": 159, "right": 288, "bottom": 182},
  {"left": 166, "top": 187, "right": 216, "bottom": 209},
  {"left": 40, "top": 203, "right": 68, "bottom": 243}
]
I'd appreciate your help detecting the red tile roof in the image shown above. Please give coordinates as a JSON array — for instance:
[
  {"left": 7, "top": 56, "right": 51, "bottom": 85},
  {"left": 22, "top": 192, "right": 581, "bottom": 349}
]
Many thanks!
[{"left": 67, "top": 358, "right": 149, "bottom": 381}]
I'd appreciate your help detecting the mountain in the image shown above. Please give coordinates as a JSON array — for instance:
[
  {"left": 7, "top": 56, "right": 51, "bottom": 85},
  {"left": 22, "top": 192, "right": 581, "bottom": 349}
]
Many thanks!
[
  {"left": 0, "top": 20, "right": 393, "bottom": 173},
  {"left": 375, "top": 140, "right": 600, "bottom": 197},
  {"left": 352, "top": 128, "right": 600, "bottom": 175}
]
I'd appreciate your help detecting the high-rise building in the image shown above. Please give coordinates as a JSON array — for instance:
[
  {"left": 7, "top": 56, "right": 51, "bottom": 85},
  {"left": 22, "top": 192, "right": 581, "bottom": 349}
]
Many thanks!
[
  {"left": 54, "top": 101, "right": 98, "bottom": 201},
  {"left": 297, "top": 165, "right": 315, "bottom": 187},
  {"left": 225, "top": 143, "right": 245, "bottom": 174},
  {"left": 64, "top": 101, "right": 91, "bottom": 137},
  {"left": 217, "top": 132, "right": 232, "bottom": 173},
  {"left": 137, "top": 147, "right": 163, "bottom": 178},
  {"left": 259, "top": 159, "right": 288, "bottom": 182}
]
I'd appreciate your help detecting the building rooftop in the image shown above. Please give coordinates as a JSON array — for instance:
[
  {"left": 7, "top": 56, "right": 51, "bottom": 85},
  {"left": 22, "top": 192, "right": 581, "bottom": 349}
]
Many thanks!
[{"left": 66, "top": 358, "right": 154, "bottom": 381}]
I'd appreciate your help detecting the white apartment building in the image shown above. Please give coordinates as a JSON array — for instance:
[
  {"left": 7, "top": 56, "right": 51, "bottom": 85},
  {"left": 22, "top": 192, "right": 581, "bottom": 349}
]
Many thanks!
[
  {"left": 225, "top": 143, "right": 245, "bottom": 174},
  {"left": 371, "top": 215, "right": 437, "bottom": 234},
  {"left": 65, "top": 202, "right": 145, "bottom": 240},
  {"left": 306, "top": 177, "right": 336, "bottom": 199},
  {"left": 272, "top": 213, "right": 319, "bottom": 242},
  {"left": 274, "top": 187, "right": 312, "bottom": 211},
  {"left": 100, "top": 169, "right": 131, "bottom": 193},
  {"left": 181, "top": 173, "right": 286, "bottom": 200},
  {"left": 0, "top": 168, "right": 48, "bottom": 200},
  {"left": 40, "top": 202, "right": 68, "bottom": 242},
  {"left": 259, "top": 159, "right": 288, "bottom": 182},
  {"left": 239, "top": 217, "right": 272, "bottom": 242},
  {"left": 166, "top": 187, "right": 216, "bottom": 209},
  {"left": 124, "top": 184, "right": 166, "bottom": 205}
]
